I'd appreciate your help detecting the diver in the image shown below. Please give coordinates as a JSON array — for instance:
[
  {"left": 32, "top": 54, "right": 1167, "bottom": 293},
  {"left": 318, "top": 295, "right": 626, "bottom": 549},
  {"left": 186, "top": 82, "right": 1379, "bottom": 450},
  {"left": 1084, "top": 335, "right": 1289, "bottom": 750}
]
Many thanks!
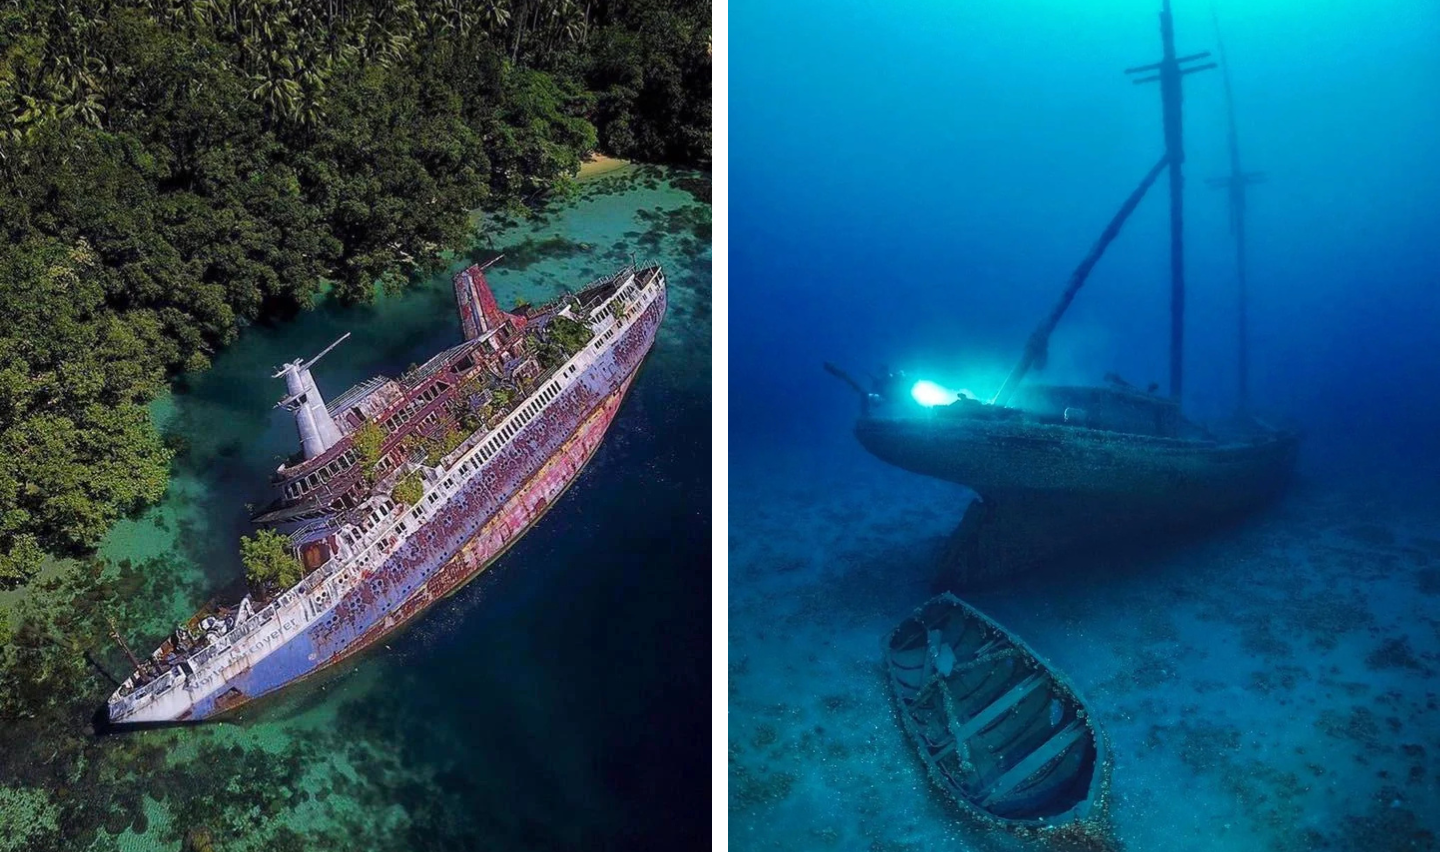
[
  {"left": 870, "top": 364, "right": 910, "bottom": 404},
  {"left": 823, "top": 361, "right": 889, "bottom": 414}
]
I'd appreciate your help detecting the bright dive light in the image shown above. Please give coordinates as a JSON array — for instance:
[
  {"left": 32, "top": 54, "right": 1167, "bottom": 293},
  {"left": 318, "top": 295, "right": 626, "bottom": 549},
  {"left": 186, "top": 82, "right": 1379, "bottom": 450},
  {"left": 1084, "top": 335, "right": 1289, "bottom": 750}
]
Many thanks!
[{"left": 911, "top": 380, "right": 956, "bottom": 408}]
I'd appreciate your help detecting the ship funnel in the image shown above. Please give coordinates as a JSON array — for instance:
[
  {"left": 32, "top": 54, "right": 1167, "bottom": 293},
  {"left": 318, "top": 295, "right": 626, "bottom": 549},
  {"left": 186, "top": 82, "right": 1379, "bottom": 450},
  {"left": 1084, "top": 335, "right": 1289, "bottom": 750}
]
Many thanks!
[{"left": 274, "top": 334, "right": 349, "bottom": 459}]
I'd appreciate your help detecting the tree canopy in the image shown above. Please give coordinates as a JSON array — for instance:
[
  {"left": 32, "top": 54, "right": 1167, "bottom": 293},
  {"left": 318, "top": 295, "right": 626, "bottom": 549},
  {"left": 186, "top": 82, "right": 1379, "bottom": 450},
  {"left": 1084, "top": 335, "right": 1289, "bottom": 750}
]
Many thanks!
[
  {"left": 0, "top": 0, "right": 709, "bottom": 585},
  {"left": 240, "top": 529, "right": 303, "bottom": 592}
]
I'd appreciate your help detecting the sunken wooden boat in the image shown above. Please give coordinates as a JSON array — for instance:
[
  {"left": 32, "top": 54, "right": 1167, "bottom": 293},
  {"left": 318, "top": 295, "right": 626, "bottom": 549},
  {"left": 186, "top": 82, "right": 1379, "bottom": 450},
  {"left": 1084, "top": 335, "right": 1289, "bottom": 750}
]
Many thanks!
[
  {"left": 855, "top": 378, "right": 1299, "bottom": 584},
  {"left": 884, "top": 593, "right": 1110, "bottom": 837}
]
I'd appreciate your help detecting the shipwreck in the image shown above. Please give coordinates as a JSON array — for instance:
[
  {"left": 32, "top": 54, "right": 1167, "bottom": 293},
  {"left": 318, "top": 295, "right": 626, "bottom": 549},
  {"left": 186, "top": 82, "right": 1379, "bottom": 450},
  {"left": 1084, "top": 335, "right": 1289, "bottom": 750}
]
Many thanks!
[
  {"left": 831, "top": 0, "right": 1297, "bottom": 586},
  {"left": 107, "top": 258, "right": 666, "bottom": 725}
]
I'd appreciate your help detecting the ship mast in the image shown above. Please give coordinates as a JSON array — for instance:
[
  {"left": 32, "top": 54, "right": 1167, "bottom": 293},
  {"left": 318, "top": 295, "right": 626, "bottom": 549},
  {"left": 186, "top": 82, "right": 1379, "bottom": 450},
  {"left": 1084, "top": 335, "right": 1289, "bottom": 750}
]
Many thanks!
[
  {"left": 990, "top": 2, "right": 1215, "bottom": 408},
  {"left": 1203, "top": 6, "right": 1265, "bottom": 413},
  {"left": 105, "top": 613, "right": 145, "bottom": 673},
  {"left": 1124, "top": 0, "right": 1215, "bottom": 402},
  {"left": 990, "top": 155, "right": 1169, "bottom": 407}
]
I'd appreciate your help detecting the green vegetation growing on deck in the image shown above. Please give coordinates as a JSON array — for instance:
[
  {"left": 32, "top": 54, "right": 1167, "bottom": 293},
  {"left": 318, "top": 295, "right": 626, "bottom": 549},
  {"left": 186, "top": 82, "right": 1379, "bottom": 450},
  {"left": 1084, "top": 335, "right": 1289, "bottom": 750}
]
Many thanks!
[
  {"left": 0, "top": 0, "right": 710, "bottom": 582},
  {"left": 531, "top": 314, "right": 594, "bottom": 370},
  {"left": 392, "top": 471, "right": 426, "bottom": 507},
  {"left": 422, "top": 427, "right": 467, "bottom": 467},
  {"left": 352, "top": 420, "right": 387, "bottom": 480},
  {"left": 550, "top": 314, "right": 596, "bottom": 352},
  {"left": 240, "top": 530, "right": 303, "bottom": 592}
]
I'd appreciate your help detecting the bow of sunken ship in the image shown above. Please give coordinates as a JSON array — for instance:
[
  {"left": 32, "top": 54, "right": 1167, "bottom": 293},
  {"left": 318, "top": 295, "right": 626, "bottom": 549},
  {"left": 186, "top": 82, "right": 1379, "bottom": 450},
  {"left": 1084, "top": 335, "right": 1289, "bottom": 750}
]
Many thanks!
[{"left": 107, "top": 259, "right": 666, "bottom": 726}]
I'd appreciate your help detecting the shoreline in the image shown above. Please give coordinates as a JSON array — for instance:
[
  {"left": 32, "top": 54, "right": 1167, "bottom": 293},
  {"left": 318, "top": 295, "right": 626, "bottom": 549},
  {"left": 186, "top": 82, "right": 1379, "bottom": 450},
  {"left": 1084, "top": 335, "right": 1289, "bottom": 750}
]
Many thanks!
[{"left": 577, "top": 153, "right": 631, "bottom": 181}]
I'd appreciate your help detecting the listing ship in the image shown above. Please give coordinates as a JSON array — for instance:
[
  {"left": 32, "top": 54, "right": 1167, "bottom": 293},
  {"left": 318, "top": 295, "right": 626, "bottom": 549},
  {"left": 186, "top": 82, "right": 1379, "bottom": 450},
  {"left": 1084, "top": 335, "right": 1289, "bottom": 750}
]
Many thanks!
[{"left": 107, "top": 259, "right": 666, "bottom": 725}]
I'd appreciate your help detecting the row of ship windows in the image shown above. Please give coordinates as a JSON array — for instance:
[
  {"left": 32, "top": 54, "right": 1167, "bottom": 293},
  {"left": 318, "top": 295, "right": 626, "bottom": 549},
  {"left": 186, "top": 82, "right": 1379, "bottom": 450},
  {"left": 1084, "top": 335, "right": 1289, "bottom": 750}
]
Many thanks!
[
  {"left": 284, "top": 410, "right": 431, "bottom": 506},
  {"left": 339, "top": 499, "right": 396, "bottom": 549},
  {"left": 286, "top": 449, "right": 360, "bottom": 499},
  {"left": 382, "top": 381, "right": 450, "bottom": 433},
  {"left": 458, "top": 294, "right": 641, "bottom": 473},
  {"left": 333, "top": 304, "right": 631, "bottom": 564}
]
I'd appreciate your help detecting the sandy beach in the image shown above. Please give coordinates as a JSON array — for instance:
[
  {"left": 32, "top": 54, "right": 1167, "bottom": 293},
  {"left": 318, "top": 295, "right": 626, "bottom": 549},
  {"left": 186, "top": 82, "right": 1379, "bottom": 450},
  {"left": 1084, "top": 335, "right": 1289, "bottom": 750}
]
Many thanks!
[{"left": 578, "top": 153, "right": 631, "bottom": 180}]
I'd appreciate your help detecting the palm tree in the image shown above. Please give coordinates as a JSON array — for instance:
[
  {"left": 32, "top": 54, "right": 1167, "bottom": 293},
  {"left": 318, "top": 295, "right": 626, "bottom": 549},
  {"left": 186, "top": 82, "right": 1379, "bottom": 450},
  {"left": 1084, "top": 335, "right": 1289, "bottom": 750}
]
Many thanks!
[{"left": 480, "top": 0, "right": 512, "bottom": 34}]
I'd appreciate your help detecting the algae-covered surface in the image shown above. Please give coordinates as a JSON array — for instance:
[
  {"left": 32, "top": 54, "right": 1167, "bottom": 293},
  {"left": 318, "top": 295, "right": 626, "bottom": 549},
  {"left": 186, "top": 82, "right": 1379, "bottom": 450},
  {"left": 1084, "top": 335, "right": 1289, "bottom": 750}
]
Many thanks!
[
  {"left": 0, "top": 166, "right": 710, "bottom": 851},
  {"left": 729, "top": 438, "right": 1440, "bottom": 852}
]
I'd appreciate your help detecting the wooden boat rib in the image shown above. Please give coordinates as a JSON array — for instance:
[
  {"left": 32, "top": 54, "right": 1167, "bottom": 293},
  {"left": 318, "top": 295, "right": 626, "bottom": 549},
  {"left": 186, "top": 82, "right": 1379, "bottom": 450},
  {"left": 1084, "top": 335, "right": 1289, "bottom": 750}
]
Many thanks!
[{"left": 884, "top": 593, "right": 1111, "bottom": 833}]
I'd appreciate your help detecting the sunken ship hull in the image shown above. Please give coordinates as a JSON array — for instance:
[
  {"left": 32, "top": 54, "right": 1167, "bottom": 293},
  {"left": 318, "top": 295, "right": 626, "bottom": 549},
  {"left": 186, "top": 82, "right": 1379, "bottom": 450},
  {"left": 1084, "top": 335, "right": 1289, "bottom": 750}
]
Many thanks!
[
  {"left": 857, "top": 384, "right": 1299, "bottom": 585},
  {"left": 107, "top": 264, "right": 665, "bottom": 725}
]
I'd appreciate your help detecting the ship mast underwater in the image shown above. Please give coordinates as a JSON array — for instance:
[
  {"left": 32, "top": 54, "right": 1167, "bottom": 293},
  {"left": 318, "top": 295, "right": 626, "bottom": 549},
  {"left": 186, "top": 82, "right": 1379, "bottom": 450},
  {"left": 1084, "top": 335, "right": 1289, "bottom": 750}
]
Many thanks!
[
  {"left": 1205, "top": 4, "right": 1266, "bottom": 415},
  {"left": 830, "top": 0, "right": 1299, "bottom": 588}
]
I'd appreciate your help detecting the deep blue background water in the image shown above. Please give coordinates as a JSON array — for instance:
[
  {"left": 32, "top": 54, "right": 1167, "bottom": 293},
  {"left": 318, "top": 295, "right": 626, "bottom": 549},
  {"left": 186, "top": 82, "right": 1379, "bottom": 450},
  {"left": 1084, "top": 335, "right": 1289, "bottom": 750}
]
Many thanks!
[{"left": 731, "top": 0, "right": 1440, "bottom": 467}]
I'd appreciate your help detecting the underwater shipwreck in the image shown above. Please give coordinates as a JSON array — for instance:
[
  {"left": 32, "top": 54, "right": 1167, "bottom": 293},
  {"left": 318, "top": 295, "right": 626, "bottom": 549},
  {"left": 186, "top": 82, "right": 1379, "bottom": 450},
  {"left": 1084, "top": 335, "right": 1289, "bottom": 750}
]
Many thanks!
[
  {"left": 830, "top": 0, "right": 1297, "bottom": 590},
  {"left": 827, "top": 1, "right": 1304, "bottom": 845}
]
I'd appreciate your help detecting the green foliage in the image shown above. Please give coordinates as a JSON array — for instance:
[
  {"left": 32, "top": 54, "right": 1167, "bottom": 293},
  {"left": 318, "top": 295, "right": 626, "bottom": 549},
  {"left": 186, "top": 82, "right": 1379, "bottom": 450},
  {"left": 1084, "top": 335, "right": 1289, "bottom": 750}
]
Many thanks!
[
  {"left": 548, "top": 314, "right": 594, "bottom": 352},
  {"left": 423, "top": 427, "right": 467, "bottom": 466},
  {"left": 392, "top": 471, "right": 424, "bottom": 506},
  {"left": 0, "top": 558, "right": 125, "bottom": 727},
  {"left": 0, "top": 785, "right": 61, "bottom": 852},
  {"left": 0, "top": 538, "right": 45, "bottom": 589},
  {"left": 530, "top": 315, "right": 591, "bottom": 371},
  {"left": 352, "top": 420, "right": 386, "bottom": 475},
  {"left": 491, "top": 386, "right": 516, "bottom": 411},
  {"left": 526, "top": 331, "right": 556, "bottom": 369},
  {"left": 0, "top": 239, "right": 173, "bottom": 583},
  {"left": 0, "top": 556, "right": 190, "bottom": 798},
  {"left": 412, "top": 426, "right": 461, "bottom": 467},
  {"left": 240, "top": 529, "right": 302, "bottom": 592},
  {"left": 584, "top": 0, "right": 712, "bottom": 164}
]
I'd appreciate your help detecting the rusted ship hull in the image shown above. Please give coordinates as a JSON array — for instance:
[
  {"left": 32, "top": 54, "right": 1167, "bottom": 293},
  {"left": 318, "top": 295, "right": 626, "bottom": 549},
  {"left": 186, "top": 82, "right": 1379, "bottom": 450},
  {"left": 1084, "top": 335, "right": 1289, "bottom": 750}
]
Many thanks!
[
  {"left": 856, "top": 409, "right": 1299, "bottom": 585},
  {"left": 107, "top": 268, "right": 666, "bottom": 726},
  {"left": 177, "top": 374, "right": 642, "bottom": 721}
]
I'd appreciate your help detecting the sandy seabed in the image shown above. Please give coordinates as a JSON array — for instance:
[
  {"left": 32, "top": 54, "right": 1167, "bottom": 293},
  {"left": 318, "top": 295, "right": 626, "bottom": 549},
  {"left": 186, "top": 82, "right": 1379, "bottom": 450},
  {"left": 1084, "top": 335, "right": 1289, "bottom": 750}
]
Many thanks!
[{"left": 729, "top": 439, "right": 1440, "bottom": 852}]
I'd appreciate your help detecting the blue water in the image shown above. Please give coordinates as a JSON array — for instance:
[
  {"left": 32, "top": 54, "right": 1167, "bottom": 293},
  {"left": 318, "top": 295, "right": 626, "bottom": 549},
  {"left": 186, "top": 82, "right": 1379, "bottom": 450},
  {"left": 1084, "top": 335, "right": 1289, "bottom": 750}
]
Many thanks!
[
  {"left": 732, "top": 0, "right": 1440, "bottom": 456},
  {"left": 729, "top": 1, "right": 1440, "bottom": 850}
]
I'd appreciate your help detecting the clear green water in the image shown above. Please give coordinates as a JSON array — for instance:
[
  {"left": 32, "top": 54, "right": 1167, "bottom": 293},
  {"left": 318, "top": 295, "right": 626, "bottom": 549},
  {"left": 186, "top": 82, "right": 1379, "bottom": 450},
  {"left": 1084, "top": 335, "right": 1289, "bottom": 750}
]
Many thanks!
[{"left": 20, "top": 166, "right": 710, "bottom": 852}]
